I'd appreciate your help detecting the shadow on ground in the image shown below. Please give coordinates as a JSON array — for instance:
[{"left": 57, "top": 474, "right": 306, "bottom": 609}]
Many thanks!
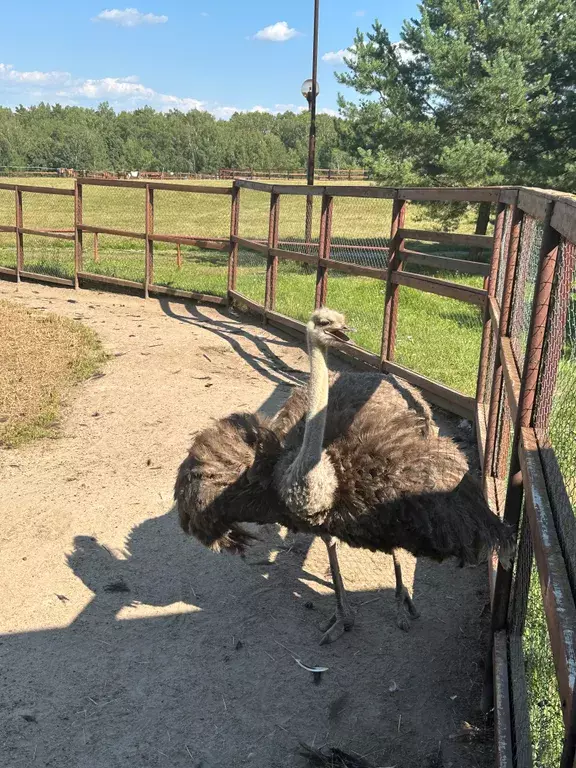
[{"left": 0, "top": 504, "right": 493, "bottom": 768}]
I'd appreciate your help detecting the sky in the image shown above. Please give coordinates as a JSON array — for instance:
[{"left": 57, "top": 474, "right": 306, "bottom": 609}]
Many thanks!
[{"left": 0, "top": 1, "right": 418, "bottom": 118}]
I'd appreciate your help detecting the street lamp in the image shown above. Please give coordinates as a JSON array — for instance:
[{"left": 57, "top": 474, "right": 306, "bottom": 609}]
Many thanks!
[{"left": 302, "top": 0, "right": 320, "bottom": 254}]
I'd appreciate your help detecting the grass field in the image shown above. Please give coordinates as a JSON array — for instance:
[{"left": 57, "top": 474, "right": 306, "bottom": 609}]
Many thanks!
[
  {"left": 0, "top": 176, "right": 488, "bottom": 396},
  {"left": 0, "top": 300, "right": 106, "bottom": 447}
]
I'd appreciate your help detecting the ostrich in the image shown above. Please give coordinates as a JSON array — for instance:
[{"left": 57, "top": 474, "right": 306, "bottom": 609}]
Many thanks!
[{"left": 175, "top": 309, "right": 513, "bottom": 644}]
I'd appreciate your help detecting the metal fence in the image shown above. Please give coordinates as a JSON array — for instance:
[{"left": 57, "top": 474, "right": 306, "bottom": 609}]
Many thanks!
[{"left": 0, "top": 178, "right": 575, "bottom": 767}]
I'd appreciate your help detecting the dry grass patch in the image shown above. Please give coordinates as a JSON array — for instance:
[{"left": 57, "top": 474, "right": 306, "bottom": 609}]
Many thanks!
[{"left": 0, "top": 300, "right": 106, "bottom": 447}]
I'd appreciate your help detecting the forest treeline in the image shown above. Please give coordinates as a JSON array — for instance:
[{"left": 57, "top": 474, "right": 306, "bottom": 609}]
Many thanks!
[{"left": 0, "top": 105, "right": 354, "bottom": 173}]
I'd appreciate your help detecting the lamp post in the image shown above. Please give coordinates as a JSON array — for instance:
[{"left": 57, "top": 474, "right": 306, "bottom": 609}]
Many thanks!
[{"left": 302, "top": 0, "right": 320, "bottom": 252}]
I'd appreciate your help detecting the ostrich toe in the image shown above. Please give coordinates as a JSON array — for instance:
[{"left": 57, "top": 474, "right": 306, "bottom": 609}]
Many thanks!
[{"left": 319, "top": 608, "right": 355, "bottom": 645}]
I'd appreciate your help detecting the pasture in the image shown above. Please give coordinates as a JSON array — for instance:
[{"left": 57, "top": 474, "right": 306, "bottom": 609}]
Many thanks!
[{"left": 0, "top": 177, "right": 488, "bottom": 395}]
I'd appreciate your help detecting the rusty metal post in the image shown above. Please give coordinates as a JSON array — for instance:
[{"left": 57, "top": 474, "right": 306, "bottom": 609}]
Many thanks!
[
  {"left": 491, "top": 200, "right": 560, "bottom": 634},
  {"left": 534, "top": 240, "right": 576, "bottom": 436},
  {"left": 470, "top": 202, "right": 492, "bottom": 262},
  {"left": 228, "top": 185, "right": 240, "bottom": 296},
  {"left": 93, "top": 231, "right": 99, "bottom": 263},
  {"left": 15, "top": 187, "right": 23, "bottom": 282},
  {"left": 315, "top": 193, "right": 333, "bottom": 309},
  {"left": 265, "top": 192, "right": 280, "bottom": 312},
  {"left": 476, "top": 202, "right": 505, "bottom": 405},
  {"left": 177, "top": 242, "right": 182, "bottom": 270},
  {"left": 483, "top": 206, "right": 523, "bottom": 488},
  {"left": 144, "top": 185, "right": 154, "bottom": 298},
  {"left": 381, "top": 197, "right": 406, "bottom": 364},
  {"left": 73, "top": 182, "right": 83, "bottom": 289}
]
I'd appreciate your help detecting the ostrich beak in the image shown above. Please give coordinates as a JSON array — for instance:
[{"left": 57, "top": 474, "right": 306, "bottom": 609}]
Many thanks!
[{"left": 327, "top": 325, "right": 355, "bottom": 343}]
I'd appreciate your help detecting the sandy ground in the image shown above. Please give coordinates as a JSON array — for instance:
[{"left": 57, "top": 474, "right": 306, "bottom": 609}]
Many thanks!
[{"left": 0, "top": 280, "right": 493, "bottom": 768}]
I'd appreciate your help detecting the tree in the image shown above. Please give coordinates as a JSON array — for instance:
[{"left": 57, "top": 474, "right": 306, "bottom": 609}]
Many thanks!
[{"left": 337, "top": 0, "right": 576, "bottom": 191}]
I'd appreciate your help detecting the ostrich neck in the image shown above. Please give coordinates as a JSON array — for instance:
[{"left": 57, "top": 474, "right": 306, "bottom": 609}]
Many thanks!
[{"left": 296, "top": 340, "right": 329, "bottom": 475}]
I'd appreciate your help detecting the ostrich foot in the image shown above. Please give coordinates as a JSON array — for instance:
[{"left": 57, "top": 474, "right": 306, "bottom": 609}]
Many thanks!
[
  {"left": 396, "top": 585, "right": 419, "bottom": 632},
  {"left": 319, "top": 607, "right": 355, "bottom": 645}
]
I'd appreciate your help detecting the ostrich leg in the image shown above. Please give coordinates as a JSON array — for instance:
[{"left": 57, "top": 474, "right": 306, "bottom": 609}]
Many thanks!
[
  {"left": 319, "top": 535, "right": 355, "bottom": 645},
  {"left": 392, "top": 550, "right": 419, "bottom": 631}
]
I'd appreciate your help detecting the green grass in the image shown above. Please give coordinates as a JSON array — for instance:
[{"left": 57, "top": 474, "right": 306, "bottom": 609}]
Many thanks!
[
  {"left": 524, "top": 563, "right": 565, "bottom": 767},
  {"left": 0, "top": 176, "right": 489, "bottom": 396}
]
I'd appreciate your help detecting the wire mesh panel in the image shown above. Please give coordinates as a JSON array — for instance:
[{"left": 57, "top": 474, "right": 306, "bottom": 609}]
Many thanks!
[
  {"left": 535, "top": 238, "right": 576, "bottom": 603},
  {"left": 329, "top": 196, "right": 391, "bottom": 268},
  {"left": 82, "top": 235, "right": 145, "bottom": 284},
  {"left": 523, "top": 559, "right": 565, "bottom": 767},
  {"left": 235, "top": 245, "right": 266, "bottom": 305},
  {"left": 274, "top": 258, "right": 317, "bottom": 321},
  {"left": 22, "top": 235, "right": 74, "bottom": 280},
  {"left": 237, "top": 189, "right": 270, "bottom": 244},
  {"left": 152, "top": 245, "right": 228, "bottom": 298},
  {"left": 0, "top": 189, "right": 16, "bottom": 269},
  {"left": 153, "top": 190, "right": 230, "bottom": 240},
  {"left": 82, "top": 184, "right": 145, "bottom": 232},
  {"left": 508, "top": 507, "right": 534, "bottom": 768},
  {"left": 394, "top": 288, "right": 483, "bottom": 395},
  {"left": 495, "top": 205, "right": 513, "bottom": 306},
  {"left": 509, "top": 216, "right": 542, "bottom": 370},
  {"left": 326, "top": 272, "right": 385, "bottom": 354},
  {"left": 21, "top": 191, "right": 72, "bottom": 234},
  {"left": 493, "top": 377, "right": 514, "bottom": 487},
  {"left": 483, "top": 326, "right": 498, "bottom": 419},
  {"left": 277, "top": 194, "right": 321, "bottom": 258}
]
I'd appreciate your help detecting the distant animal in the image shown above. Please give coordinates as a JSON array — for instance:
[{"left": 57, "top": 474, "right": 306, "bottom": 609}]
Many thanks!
[{"left": 175, "top": 308, "right": 513, "bottom": 644}]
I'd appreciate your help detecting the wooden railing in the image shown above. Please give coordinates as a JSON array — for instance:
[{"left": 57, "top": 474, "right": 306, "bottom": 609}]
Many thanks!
[{"left": 1, "top": 178, "right": 575, "bottom": 767}]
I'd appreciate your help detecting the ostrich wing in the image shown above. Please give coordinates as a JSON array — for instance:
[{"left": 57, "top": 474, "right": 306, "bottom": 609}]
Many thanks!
[{"left": 175, "top": 413, "right": 289, "bottom": 553}]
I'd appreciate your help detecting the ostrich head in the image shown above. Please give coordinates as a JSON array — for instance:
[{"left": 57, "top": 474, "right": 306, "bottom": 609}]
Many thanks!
[{"left": 307, "top": 308, "right": 353, "bottom": 348}]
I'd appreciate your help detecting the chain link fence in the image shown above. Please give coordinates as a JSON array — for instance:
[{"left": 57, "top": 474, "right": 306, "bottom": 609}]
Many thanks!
[
  {"left": 235, "top": 189, "right": 269, "bottom": 304},
  {"left": 395, "top": 287, "right": 484, "bottom": 396},
  {"left": 509, "top": 216, "right": 542, "bottom": 370},
  {"left": 151, "top": 190, "right": 231, "bottom": 298},
  {"left": 0, "top": 189, "right": 16, "bottom": 270}
]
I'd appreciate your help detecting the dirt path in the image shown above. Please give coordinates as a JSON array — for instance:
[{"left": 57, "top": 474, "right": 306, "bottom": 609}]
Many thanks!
[{"left": 0, "top": 281, "right": 492, "bottom": 768}]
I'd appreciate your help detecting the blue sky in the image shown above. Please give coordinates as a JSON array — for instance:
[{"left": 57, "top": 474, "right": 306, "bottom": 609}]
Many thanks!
[{"left": 0, "top": 2, "right": 418, "bottom": 118}]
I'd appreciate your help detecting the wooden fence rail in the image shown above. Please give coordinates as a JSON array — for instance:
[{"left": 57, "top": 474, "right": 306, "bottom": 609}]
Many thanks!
[{"left": 1, "top": 178, "right": 575, "bottom": 767}]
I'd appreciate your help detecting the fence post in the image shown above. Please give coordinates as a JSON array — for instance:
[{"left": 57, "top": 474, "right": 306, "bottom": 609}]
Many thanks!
[
  {"left": 228, "top": 184, "right": 240, "bottom": 296},
  {"left": 491, "top": 200, "right": 560, "bottom": 631},
  {"left": 144, "top": 184, "right": 154, "bottom": 299},
  {"left": 93, "top": 232, "right": 99, "bottom": 263},
  {"left": 470, "top": 201, "right": 492, "bottom": 264},
  {"left": 74, "top": 181, "right": 83, "bottom": 289},
  {"left": 482, "top": 205, "right": 523, "bottom": 491},
  {"left": 476, "top": 202, "right": 506, "bottom": 405},
  {"left": 381, "top": 195, "right": 406, "bottom": 364},
  {"left": 14, "top": 187, "right": 23, "bottom": 282},
  {"left": 265, "top": 192, "right": 280, "bottom": 312},
  {"left": 315, "top": 193, "right": 333, "bottom": 309}
]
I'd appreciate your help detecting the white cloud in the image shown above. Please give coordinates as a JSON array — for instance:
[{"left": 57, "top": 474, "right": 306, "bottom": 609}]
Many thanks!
[
  {"left": 0, "top": 62, "right": 339, "bottom": 119},
  {"left": 392, "top": 41, "right": 416, "bottom": 64},
  {"left": 64, "top": 76, "right": 203, "bottom": 110},
  {"left": 200, "top": 11, "right": 209, "bottom": 17},
  {"left": 355, "top": 10, "right": 366, "bottom": 16},
  {"left": 211, "top": 106, "right": 238, "bottom": 119},
  {"left": 319, "top": 107, "right": 339, "bottom": 117},
  {"left": 322, "top": 47, "right": 356, "bottom": 66},
  {"left": 0, "top": 63, "right": 70, "bottom": 85},
  {"left": 254, "top": 21, "right": 299, "bottom": 42},
  {"left": 92, "top": 8, "right": 168, "bottom": 27}
]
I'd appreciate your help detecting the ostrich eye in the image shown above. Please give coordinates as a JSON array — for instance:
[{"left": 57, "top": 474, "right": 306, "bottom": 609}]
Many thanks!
[{"left": 318, "top": 319, "right": 331, "bottom": 327}]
